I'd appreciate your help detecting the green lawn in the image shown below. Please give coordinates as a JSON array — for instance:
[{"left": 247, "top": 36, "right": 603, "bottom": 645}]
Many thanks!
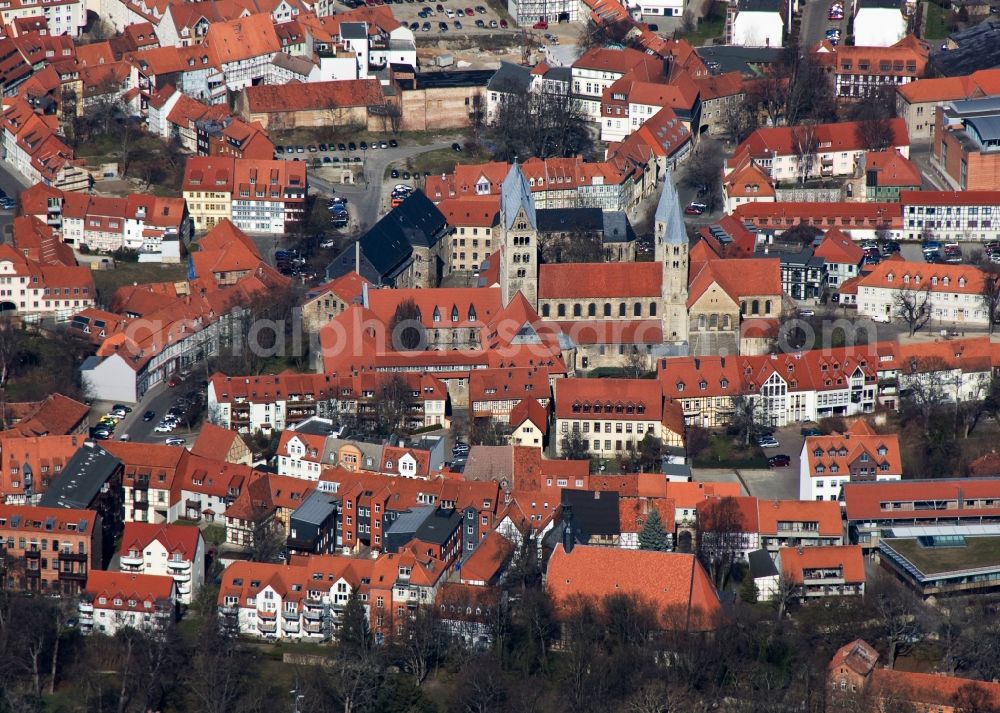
[
  {"left": 922, "top": 1, "right": 950, "bottom": 40},
  {"left": 92, "top": 262, "right": 189, "bottom": 300},
  {"left": 886, "top": 537, "right": 1000, "bottom": 575},
  {"left": 683, "top": 1, "right": 727, "bottom": 46},
  {"left": 395, "top": 144, "right": 492, "bottom": 177}
]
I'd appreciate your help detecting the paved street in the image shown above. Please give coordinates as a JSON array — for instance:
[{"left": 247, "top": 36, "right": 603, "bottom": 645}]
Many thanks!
[
  {"left": 800, "top": 0, "right": 845, "bottom": 51},
  {"left": 0, "top": 161, "right": 29, "bottom": 242},
  {"left": 282, "top": 138, "right": 461, "bottom": 234},
  {"left": 94, "top": 383, "right": 204, "bottom": 446}
]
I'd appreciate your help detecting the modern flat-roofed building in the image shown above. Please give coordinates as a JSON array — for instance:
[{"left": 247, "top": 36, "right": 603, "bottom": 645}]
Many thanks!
[{"left": 878, "top": 524, "right": 1000, "bottom": 597}]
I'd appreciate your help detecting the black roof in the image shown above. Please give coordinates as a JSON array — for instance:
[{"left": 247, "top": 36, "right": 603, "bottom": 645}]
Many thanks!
[
  {"left": 39, "top": 442, "right": 121, "bottom": 509},
  {"left": 414, "top": 508, "right": 463, "bottom": 546},
  {"left": 536, "top": 207, "right": 604, "bottom": 233},
  {"left": 561, "top": 489, "right": 620, "bottom": 539},
  {"left": 415, "top": 70, "right": 495, "bottom": 89},
  {"left": 290, "top": 490, "right": 339, "bottom": 526},
  {"left": 695, "top": 45, "right": 784, "bottom": 75},
  {"left": 326, "top": 191, "right": 448, "bottom": 285},
  {"left": 748, "top": 549, "right": 779, "bottom": 579},
  {"left": 930, "top": 19, "right": 1000, "bottom": 76},
  {"left": 487, "top": 61, "right": 532, "bottom": 94}
]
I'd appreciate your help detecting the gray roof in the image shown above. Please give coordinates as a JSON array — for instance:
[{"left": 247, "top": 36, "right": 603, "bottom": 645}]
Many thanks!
[
  {"left": 291, "top": 489, "right": 339, "bottom": 526},
  {"left": 341, "top": 22, "right": 367, "bottom": 39},
  {"left": 662, "top": 462, "right": 693, "bottom": 478},
  {"left": 414, "top": 508, "right": 463, "bottom": 545},
  {"left": 695, "top": 45, "right": 783, "bottom": 75},
  {"left": 748, "top": 549, "right": 779, "bottom": 579},
  {"left": 655, "top": 172, "right": 687, "bottom": 245},
  {"left": 930, "top": 19, "right": 1000, "bottom": 77},
  {"left": 487, "top": 61, "right": 532, "bottom": 94},
  {"left": 40, "top": 442, "right": 121, "bottom": 509},
  {"left": 967, "top": 115, "right": 1000, "bottom": 143},
  {"left": 543, "top": 66, "right": 572, "bottom": 83},
  {"left": 386, "top": 506, "right": 435, "bottom": 536},
  {"left": 293, "top": 417, "right": 338, "bottom": 437},
  {"left": 602, "top": 211, "right": 635, "bottom": 243},
  {"left": 950, "top": 95, "right": 1000, "bottom": 115},
  {"left": 560, "top": 489, "right": 620, "bottom": 538},
  {"left": 271, "top": 52, "right": 314, "bottom": 76},
  {"left": 501, "top": 162, "right": 537, "bottom": 230},
  {"left": 324, "top": 438, "right": 383, "bottom": 470}
]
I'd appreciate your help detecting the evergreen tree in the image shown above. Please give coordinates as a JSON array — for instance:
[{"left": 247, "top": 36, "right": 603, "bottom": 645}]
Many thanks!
[
  {"left": 637, "top": 509, "right": 670, "bottom": 551},
  {"left": 739, "top": 576, "right": 759, "bottom": 604},
  {"left": 340, "top": 589, "right": 372, "bottom": 655}
]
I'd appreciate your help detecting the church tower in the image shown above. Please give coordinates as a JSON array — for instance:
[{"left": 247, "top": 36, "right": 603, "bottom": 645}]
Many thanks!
[
  {"left": 654, "top": 173, "right": 689, "bottom": 344},
  {"left": 498, "top": 162, "right": 539, "bottom": 309}
]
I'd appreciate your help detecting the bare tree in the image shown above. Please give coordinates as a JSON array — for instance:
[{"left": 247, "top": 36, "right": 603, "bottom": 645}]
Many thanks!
[
  {"left": 374, "top": 372, "right": 414, "bottom": 435},
  {"left": 249, "top": 506, "right": 285, "bottom": 563},
  {"left": 855, "top": 118, "right": 897, "bottom": 151},
  {"left": 773, "top": 573, "right": 799, "bottom": 621},
  {"left": 894, "top": 284, "right": 932, "bottom": 337},
  {"left": 681, "top": 141, "right": 724, "bottom": 211},
  {"left": 390, "top": 298, "right": 425, "bottom": 351},
  {"left": 981, "top": 269, "right": 1000, "bottom": 335},
  {"left": 489, "top": 91, "right": 593, "bottom": 162},
  {"left": 622, "top": 347, "right": 651, "bottom": 379},
  {"left": 560, "top": 431, "right": 589, "bottom": 460},
  {"left": 730, "top": 393, "right": 766, "bottom": 447},
  {"left": 869, "top": 572, "right": 925, "bottom": 669},
  {"left": 696, "top": 496, "right": 748, "bottom": 590},
  {"left": 389, "top": 606, "right": 448, "bottom": 687},
  {"left": 791, "top": 122, "right": 818, "bottom": 185},
  {"left": 0, "top": 317, "right": 23, "bottom": 390}
]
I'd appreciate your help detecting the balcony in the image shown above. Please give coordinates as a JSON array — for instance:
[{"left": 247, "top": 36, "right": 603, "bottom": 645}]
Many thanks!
[
  {"left": 59, "top": 570, "right": 87, "bottom": 581},
  {"left": 166, "top": 559, "right": 191, "bottom": 571},
  {"left": 303, "top": 608, "right": 323, "bottom": 620},
  {"left": 171, "top": 570, "right": 191, "bottom": 583},
  {"left": 120, "top": 553, "right": 144, "bottom": 567},
  {"left": 79, "top": 601, "right": 94, "bottom": 613},
  {"left": 282, "top": 619, "right": 300, "bottom": 633},
  {"left": 219, "top": 605, "right": 239, "bottom": 616},
  {"left": 303, "top": 621, "right": 325, "bottom": 635},
  {"left": 257, "top": 620, "right": 277, "bottom": 633}
]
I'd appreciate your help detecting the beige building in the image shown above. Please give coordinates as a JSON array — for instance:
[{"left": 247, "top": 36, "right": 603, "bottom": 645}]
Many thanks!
[
  {"left": 301, "top": 272, "right": 370, "bottom": 335},
  {"left": 181, "top": 158, "right": 233, "bottom": 232},
  {"left": 554, "top": 378, "right": 684, "bottom": 458}
]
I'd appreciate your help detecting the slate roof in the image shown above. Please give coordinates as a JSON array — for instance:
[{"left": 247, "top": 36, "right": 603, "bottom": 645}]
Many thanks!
[
  {"left": 291, "top": 489, "right": 339, "bottom": 526},
  {"left": 561, "top": 489, "right": 621, "bottom": 540},
  {"left": 748, "top": 548, "right": 779, "bottom": 578},
  {"left": 39, "top": 442, "right": 121, "bottom": 509},
  {"left": 487, "top": 61, "right": 532, "bottom": 94},
  {"left": 655, "top": 172, "right": 687, "bottom": 245},
  {"left": 500, "top": 163, "right": 537, "bottom": 230},
  {"left": 930, "top": 19, "right": 1000, "bottom": 77},
  {"left": 326, "top": 191, "right": 447, "bottom": 285}
]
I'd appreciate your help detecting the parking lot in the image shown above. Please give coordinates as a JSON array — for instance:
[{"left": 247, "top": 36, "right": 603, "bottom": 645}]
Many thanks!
[{"left": 374, "top": 0, "right": 515, "bottom": 37}]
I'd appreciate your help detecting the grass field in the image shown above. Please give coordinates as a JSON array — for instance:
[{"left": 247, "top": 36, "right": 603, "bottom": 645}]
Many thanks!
[
  {"left": 922, "top": 1, "right": 950, "bottom": 40},
  {"left": 92, "top": 261, "right": 188, "bottom": 299},
  {"left": 887, "top": 536, "right": 1000, "bottom": 575},
  {"left": 682, "top": 1, "right": 727, "bottom": 46},
  {"left": 394, "top": 144, "right": 492, "bottom": 177}
]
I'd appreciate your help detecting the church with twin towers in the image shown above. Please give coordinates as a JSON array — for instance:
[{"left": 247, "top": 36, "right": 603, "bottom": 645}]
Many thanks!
[{"left": 495, "top": 162, "right": 782, "bottom": 365}]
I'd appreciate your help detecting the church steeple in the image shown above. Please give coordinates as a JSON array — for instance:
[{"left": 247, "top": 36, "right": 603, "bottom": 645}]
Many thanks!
[
  {"left": 498, "top": 161, "right": 539, "bottom": 309},
  {"left": 654, "top": 172, "right": 689, "bottom": 344}
]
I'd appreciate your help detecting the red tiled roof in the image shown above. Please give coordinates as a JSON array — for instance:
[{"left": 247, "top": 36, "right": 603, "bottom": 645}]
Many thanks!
[
  {"left": 546, "top": 544, "right": 722, "bottom": 629},
  {"left": 84, "top": 571, "right": 175, "bottom": 606},
  {"left": 538, "top": 261, "right": 661, "bottom": 299},
  {"left": 191, "top": 423, "right": 243, "bottom": 461},
  {"left": 555, "top": 378, "right": 664, "bottom": 421},
  {"left": 120, "top": 522, "right": 201, "bottom": 559},
  {"left": 863, "top": 149, "right": 921, "bottom": 188},
  {"left": 243, "top": 79, "right": 384, "bottom": 113},
  {"left": 779, "top": 545, "right": 865, "bottom": 585},
  {"left": 459, "top": 530, "right": 514, "bottom": 584},
  {"left": 814, "top": 227, "right": 864, "bottom": 264},
  {"left": 802, "top": 421, "right": 901, "bottom": 480},
  {"left": 856, "top": 260, "right": 985, "bottom": 295},
  {"left": 844, "top": 478, "right": 1000, "bottom": 521},
  {"left": 731, "top": 119, "right": 909, "bottom": 165}
]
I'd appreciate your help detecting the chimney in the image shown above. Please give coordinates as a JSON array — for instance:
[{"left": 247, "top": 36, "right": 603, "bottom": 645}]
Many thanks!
[
  {"left": 694, "top": 357, "right": 700, "bottom": 370},
  {"left": 362, "top": 281, "right": 370, "bottom": 308},
  {"left": 355, "top": 239, "right": 361, "bottom": 272},
  {"left": 721, "top": 357, "right": 726, "bottom": 368}
]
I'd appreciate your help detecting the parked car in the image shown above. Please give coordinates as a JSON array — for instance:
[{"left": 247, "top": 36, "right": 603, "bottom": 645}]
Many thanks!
[
  {"left": 800, "top": 426, "right": 822, "bottom": 436},
  {"left": 391, "top": 168, "right": 400, "bottom": 178},
  {"left": 768, "top": 454, "right": 791, "bottom": 468},
  {"left": 533, "top": 20, "right": 548, "bottom": 28},
  {"left": 499, "top": 18, "right": 507, "bottom": 27},
  {"left": 389, "top": 139, "right": 398, "bottom": 147},
  {"left": 757, "top": 436, "right": 780, "bottom": 448},
  {"left": 167, "top": 374, "right": 182, "bottom": 387},
  {"left": 454, "top": 19, "right": 462, "bottom": 28},
  {"left": 451, "top": 142, "right": 462, "bottom": 151},
  {"left": 439, "top": 20, "right": 448, "bottom": 29},
  {"left": 490, "top": 18, "right": 498, "bottom": 27},
  {"left": 154, "top": 422, "right": 175, "bottom": 433},
  {"left": 165, "top": 437, "right": 186, "bottom": 446},
  {"left": 143, "top": 410, "right": 156, "bottom": 421}
]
